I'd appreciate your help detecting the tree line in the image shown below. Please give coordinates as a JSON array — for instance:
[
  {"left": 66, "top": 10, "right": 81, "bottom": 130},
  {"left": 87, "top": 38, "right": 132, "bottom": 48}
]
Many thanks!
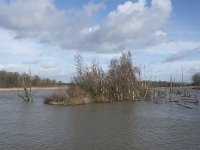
[{"left": 0, "top": 70, "right": 61, "bottom": 88}]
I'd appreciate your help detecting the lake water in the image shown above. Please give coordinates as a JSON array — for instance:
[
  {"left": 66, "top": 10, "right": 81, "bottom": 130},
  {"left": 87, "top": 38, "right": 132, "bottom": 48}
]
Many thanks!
[{"left": 0, "top": 89, "right": 200, "bottom": 150}]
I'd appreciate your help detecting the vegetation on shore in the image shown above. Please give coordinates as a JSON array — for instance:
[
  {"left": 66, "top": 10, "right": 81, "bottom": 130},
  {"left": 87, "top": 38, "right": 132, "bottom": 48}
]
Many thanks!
[
  {"left": 0, "top": 70, "right": 63, "bottom": 88},
  {"left": 44, "top": 51, "right": 149, "bottom": 105}
]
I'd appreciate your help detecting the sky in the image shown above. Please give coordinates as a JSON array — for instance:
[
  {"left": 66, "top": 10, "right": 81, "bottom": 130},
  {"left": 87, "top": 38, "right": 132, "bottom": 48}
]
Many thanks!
[{"left": 0, "top": 0, "right": 200, "bottom": 82}]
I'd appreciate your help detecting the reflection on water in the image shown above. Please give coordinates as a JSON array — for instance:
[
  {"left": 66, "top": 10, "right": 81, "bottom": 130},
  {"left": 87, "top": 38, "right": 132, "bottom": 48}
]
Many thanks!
[{"left": 0, "top": 90, "right": 200, "bottom": 150}]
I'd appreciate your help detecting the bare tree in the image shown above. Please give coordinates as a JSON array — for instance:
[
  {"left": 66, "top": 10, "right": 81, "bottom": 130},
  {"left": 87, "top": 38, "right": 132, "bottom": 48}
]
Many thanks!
[
  {"left": 18, "top": 70, "right": 34, "bottom": 102},
  {"left": 104, "top": 51, "right": 140, "bottom": 101}
]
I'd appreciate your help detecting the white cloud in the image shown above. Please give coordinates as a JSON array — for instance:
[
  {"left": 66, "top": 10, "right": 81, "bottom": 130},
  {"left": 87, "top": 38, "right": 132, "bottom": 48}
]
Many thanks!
[
  {"left": 155, "top": 30, "right": 167, "bottom": 37},
  {"left": 0, "top": 0, "right": 172, "bottom": 52},
  {"left": 81, "top": 25, "right": 100, "bottom": 35},
  {"left": 89, "top": 0, "right": 172, "bottom": 52}
]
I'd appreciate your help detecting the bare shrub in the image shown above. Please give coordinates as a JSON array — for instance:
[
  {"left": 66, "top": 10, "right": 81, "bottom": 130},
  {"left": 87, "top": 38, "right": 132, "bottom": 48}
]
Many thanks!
[
  {"left": 44, "top": 90, "right": 67, "bottom": 105},
  {"left": 44, "top": 86, "right": 91, "bottom": 105}
]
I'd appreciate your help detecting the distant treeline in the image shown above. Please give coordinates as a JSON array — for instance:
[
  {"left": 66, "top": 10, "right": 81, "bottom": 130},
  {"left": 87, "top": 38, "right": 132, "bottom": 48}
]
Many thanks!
[
  {"left": 148, "top": 81, "right": 184, "bottom": 87},
  {"left": 0, "top": 70, "right": 63, "bottom": 88},
  {"left": 150, "top": 72, "right": 200, "bottom": 87}
]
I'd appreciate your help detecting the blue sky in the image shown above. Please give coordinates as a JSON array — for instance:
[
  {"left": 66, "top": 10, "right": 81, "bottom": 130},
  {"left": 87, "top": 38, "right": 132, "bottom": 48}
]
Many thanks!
[{"left": 0, "top": 0, "right": 200, "bottom": 82}]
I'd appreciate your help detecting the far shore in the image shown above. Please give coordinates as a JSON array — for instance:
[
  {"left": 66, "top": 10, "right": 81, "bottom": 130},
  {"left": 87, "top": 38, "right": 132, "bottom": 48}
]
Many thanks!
[{"left": 0, "top": 86, "right": 68, "bottom": 92}]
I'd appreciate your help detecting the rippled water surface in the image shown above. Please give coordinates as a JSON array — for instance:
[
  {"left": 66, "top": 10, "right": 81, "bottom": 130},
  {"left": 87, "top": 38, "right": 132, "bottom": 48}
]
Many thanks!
[{"left": 0, "top": 90, "right": 200, "bottom": 150}]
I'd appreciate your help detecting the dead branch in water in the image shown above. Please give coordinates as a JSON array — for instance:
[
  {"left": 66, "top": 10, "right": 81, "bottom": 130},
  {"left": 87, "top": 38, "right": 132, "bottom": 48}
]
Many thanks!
[{"left": 177, "top": 103, "right": 192, "bottom": 109}]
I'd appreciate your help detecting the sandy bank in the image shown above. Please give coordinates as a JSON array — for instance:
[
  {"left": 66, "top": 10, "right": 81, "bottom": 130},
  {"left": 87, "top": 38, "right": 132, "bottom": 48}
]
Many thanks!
[{"left": 0, "top": 86, "right": 67, "bottom": 92}]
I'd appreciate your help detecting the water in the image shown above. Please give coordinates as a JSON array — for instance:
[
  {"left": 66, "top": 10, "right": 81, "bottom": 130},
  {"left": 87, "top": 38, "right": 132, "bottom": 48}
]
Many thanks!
[{"left": 0, "top": 90, "right": 200, "bottom": 150}]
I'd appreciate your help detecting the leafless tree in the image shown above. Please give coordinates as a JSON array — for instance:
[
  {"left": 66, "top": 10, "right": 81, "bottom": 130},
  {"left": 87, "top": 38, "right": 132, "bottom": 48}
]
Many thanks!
[
  {"left": 18, "top": 70, "right": 34, "bottom": 102},
  {"left": 106, "top": 51, "right": 140, "bottom": 101}
]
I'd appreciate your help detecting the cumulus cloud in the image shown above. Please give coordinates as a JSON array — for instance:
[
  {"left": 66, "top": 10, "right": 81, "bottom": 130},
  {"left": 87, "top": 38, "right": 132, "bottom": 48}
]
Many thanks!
[{"left": 0, "top": 0, "right": 172, "bottom": 52}]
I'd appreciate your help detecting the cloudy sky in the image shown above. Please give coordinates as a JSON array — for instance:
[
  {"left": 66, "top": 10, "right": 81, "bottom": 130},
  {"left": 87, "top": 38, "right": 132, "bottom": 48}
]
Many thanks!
[{"left": 0, "top": 0, "right": 200, "bottom": 82}]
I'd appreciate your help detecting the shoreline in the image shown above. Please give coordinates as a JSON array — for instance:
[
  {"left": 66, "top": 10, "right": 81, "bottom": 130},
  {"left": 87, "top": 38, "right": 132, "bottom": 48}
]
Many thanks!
[{"left": 0, "top": 86, "right": 67, "bottom": 92}]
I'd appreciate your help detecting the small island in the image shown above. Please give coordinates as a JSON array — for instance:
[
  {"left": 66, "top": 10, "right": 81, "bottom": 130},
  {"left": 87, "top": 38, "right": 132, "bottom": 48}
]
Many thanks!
[{"left": 44, "top": 51, "right": 147, "bottom": 105}]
